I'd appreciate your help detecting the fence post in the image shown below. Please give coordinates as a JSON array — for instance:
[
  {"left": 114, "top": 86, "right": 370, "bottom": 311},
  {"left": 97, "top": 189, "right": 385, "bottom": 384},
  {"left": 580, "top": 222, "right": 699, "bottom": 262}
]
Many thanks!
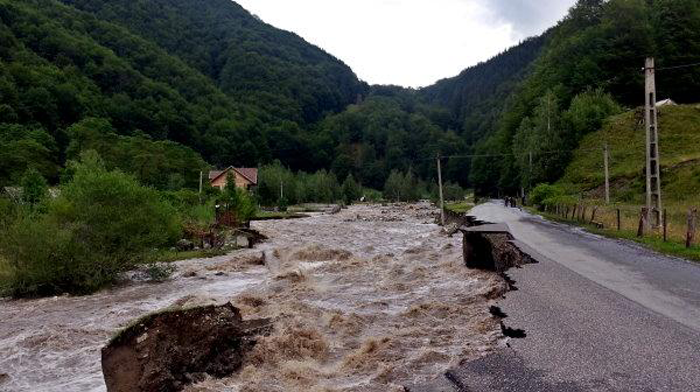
[
  {"left": 572, "top": 205, "right": 578, "bottom": 221},
  {"left": 565, "top": 206, "right": 570, "bottom": 219},
  {"left": 663, "top": 208, "right": 668, "bottom": 242},
  {"left": 590, "top": 206, "right": 598, "bottom": 224},
  {"left": 638, "top": 207, "right": 648, "bottom": 237},
  {"left": 617, "top": 209, "right": 621, "bottom": 231},
  {"left": 686, "top": 208, "right": 697, "bottom": 248},
  {"left": 581, "top": 206, "right": 587, "bottom": 222}
]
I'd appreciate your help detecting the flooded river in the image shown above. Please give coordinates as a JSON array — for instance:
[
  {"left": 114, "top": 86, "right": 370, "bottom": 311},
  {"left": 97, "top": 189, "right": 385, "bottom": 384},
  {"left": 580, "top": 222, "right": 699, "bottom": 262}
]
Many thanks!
[{"left": 0, "top": 203, "right": 505, "bottom": 391}]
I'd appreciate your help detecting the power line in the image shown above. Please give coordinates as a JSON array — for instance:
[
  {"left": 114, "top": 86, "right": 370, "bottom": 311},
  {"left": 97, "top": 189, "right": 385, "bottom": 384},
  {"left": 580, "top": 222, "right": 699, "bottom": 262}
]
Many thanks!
[
  {"left": 656, "top": 61, "right": 700, "bottom": 72},
  {"left": 430, "top": 147, "right": 603, "bottom": 161}
]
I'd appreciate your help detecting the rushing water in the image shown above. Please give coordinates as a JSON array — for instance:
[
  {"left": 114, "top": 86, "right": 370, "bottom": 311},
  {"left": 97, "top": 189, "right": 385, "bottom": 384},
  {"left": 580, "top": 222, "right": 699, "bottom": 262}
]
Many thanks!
[{"left": 0, "top": 203, "right": 504, "bottom": 392}]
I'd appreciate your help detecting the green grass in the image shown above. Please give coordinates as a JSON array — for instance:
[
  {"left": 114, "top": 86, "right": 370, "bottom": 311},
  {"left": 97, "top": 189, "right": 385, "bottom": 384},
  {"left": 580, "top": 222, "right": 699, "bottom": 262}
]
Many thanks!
[
  {"left": 445, "top": 201, "right": 474, "bottom": 214},
  {"left": 534, "top": 208, "right": 700, "bottom": 262},
  {"left": 252, "top": 211, "right": 310, "bottom": 220},
  {"left": 560, "top": 104, "right": 700, "bottom": 204}
]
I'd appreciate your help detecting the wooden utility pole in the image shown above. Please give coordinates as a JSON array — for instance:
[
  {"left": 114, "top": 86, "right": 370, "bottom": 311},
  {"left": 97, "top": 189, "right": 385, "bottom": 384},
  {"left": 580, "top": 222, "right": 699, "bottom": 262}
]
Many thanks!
[
  {"left": 644, "top": 58, "right": 663, "bottom": 228},
  {"left": 436, "top": 155, "right": 445, "bottom": 226},
  {"left": 604, "top": 143, "right": 610, "bottom": 204}
]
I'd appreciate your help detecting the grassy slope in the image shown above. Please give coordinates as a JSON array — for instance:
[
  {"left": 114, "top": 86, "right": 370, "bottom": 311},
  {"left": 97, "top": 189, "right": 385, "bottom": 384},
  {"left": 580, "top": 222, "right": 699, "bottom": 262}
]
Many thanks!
[
  {"left": 545, "top": 106, "right": 700, "bottom": 261},
  {"left": 560, "top": 104, "right": 700, "bottom": 204}
]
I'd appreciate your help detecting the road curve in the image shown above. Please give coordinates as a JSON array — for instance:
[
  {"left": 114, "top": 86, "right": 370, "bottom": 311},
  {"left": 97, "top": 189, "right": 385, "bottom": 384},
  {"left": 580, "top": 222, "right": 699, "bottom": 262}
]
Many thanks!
[{"left": 450, "top": 202, "right": 700, "bottom": 391}]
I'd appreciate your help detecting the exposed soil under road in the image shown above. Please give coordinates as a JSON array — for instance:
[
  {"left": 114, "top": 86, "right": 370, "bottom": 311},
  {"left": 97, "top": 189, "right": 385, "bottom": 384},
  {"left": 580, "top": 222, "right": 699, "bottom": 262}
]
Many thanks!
[{"left": 0, "top": 203, "right": 506, "bottom": 392}]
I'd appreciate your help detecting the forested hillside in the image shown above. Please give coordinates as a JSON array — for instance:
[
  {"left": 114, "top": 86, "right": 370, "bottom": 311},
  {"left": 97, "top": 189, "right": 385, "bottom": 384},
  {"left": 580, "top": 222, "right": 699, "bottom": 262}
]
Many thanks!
[
  {"left": 421, "top": 34, "right": 549, "bottom": 146},
  {"left": 0, "top": 0, "right": 368, "bottom": 188},
  {"left": 3, "top": 0, "right": 700, "bottom": 195},
  {"left": 467, "top": 0, "right": 700, "bottom": 195},
  {"left": 59, "top": 0, "right": 368, "bottom": 125}
]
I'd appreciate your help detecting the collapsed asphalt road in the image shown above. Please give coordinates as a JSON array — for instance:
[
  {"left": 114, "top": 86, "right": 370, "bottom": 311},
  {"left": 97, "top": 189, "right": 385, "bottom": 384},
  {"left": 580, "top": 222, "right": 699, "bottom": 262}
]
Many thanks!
[{"left": 449, "top": 201, "right": 700, "bottom": 391}]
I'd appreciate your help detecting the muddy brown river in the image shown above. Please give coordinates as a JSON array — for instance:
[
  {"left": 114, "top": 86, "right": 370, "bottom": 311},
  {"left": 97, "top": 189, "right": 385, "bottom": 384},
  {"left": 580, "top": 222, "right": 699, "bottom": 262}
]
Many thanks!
[{"left": 0, "top": 203, "right": 505, "bottom": 391}]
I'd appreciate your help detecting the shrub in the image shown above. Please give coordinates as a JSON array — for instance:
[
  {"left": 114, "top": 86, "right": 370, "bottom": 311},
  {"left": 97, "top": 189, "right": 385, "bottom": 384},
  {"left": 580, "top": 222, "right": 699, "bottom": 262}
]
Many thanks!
[
  {"left": 20, "top": 168, "right": 48, "bottom": 206},
  {"left": 529, "top": 183, "right": 565, "bottom": 208},
  {"left": 0, "top": 151, "right": 182, "bottom": 297},
  {"left": 0, "top": 215, "right": 114, "bottom": 296},
  {"left": 53, "top": 154, "right": 181, "bottom": 257},
  {"left": 341, "top": 174, "right": 362, "bottom": 204},
  {"left": 362, "top": 188, "right": 383, "bottom": 202}
]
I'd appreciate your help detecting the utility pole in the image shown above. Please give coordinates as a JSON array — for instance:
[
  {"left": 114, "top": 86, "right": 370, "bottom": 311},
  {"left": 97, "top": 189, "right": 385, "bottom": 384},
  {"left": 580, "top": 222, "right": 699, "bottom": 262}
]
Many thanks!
[
  {"left": 436, "top": 155, "right": 445, "bottom": 226},
  {"left": 644, "top": 57, "right": 663, "bottom": 228},
  {"left": 604, "top": 143, "right": 610, "bottom": 204},
  {"left": 199, "top": 171, "right": 203, "bottom": 195}
]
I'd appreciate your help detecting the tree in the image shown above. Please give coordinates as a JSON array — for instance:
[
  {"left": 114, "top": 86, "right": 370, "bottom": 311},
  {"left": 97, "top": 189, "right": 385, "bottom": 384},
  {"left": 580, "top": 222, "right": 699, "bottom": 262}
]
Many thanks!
[
  {"left": 564, "top": 89, "right": 622, "bottom": 147},
  {"left": 0, "top": 151, "right": 181, "bottom": 297},
  {"left": 20, "top": 168, "right": 48, "bottom": 206},
  {"left": 219, "top": 173, "right": 257, "bottom": 225},
  {"left": 384, "top": 170, "right": 404, "bottom": 202},
  {"left": 341, "top": 174, "right": 362, "bottom": 204},
  {"left": 512, "top": 91, "right": 566, "bottom": 188}
]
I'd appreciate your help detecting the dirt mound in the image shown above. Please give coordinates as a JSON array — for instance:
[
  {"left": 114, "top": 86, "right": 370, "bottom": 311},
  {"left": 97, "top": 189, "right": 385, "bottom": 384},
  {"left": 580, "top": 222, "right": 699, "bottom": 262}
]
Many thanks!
[{"left": 101, "top": 303, "right": 271, "bottom": 392}]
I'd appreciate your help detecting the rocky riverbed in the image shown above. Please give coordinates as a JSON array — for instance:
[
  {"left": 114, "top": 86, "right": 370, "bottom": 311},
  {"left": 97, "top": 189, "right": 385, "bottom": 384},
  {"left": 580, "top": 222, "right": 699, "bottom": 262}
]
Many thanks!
[{"left": 0, "top": 203, "right": 506, "bottom": 392}]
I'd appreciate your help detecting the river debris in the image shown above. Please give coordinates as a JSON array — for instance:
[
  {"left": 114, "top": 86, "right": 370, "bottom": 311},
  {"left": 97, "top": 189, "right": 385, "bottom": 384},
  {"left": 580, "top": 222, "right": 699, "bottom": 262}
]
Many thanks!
[{"left": 101, "top": 303, "right": 272, "bottom": 392}]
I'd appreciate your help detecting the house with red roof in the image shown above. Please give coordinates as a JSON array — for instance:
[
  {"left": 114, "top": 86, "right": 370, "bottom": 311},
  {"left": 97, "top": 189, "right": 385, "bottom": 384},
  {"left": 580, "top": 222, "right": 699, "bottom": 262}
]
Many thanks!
[{"left": 208, "top": 167, "right": 258, "bottom": 190}]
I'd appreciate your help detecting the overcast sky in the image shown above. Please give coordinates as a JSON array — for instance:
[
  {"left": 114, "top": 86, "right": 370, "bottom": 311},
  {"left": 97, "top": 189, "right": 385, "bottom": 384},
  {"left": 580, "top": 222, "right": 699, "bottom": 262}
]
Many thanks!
[{"left": 235, "top": 0, "right": 577, "bottom": 87}]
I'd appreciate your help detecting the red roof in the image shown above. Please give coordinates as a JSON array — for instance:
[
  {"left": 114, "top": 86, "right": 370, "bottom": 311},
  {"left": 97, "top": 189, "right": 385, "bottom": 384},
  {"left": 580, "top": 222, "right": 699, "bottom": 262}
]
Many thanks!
[{"left": 209, "top": 167, "right": 258, "bottom": 185}]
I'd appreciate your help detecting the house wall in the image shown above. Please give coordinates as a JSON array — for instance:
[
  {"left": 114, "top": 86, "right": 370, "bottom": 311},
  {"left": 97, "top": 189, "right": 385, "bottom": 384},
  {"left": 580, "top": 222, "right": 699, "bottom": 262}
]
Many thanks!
[{"left": 211, "top": 171, "right": 253, "bottom": 189}]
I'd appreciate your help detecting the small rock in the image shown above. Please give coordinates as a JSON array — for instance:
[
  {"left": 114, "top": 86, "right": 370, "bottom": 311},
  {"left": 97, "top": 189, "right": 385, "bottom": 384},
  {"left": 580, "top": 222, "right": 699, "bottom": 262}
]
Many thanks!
[{"left": 175, "top": 239, "right": 194, "bottom": 252}]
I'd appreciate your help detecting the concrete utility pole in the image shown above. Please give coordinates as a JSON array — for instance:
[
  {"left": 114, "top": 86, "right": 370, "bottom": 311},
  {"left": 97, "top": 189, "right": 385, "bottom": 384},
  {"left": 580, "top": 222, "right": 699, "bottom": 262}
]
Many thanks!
[
  {"left": 199, "top": 171, "right": 203, "bottom": 195},
  {"left": 604, "top": 143, "right": 610, "bottom": 204},
  {"left": 644, "top": 57, "right": 663, "bottom": 227},
  {"left": 436, "top": 155, "right": 445, "bottom": 226}
]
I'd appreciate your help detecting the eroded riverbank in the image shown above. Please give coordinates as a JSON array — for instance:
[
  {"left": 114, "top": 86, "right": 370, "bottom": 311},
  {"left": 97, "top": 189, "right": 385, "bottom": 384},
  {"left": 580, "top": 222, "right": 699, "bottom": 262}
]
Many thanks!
[{"left": 0, "top": 203, "right": 506, "bottom": 391}]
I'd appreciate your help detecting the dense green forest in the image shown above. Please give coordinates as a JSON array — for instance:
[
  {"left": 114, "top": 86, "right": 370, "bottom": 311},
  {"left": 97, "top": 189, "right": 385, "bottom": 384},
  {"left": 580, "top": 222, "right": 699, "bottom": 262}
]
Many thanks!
[
  {"left": 0, "top": 0, "right": 367, "bottom": 187},
  {"left": 2, "top": 0, "right": 700, "bottom": 195},
  {"left": 59, "top": 0, "right": 368, "bottom": 125}
]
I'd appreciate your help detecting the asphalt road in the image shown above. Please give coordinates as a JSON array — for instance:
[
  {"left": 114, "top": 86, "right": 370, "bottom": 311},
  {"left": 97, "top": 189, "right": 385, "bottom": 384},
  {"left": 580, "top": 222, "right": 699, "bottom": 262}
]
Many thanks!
[{"left": 446, "top": 202, "right": 700, "bottom": 391}]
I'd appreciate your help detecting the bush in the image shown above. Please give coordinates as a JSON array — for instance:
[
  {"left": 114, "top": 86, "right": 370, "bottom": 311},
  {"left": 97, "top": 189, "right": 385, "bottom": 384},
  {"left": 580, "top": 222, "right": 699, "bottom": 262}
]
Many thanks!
[
  {"left": 529, "top": 183, "right": 565, "bottom": 208},
  {"left": 362, "top": 188, "right": 383, "bottom": 202},
  {"left": 20, "top": 168, "right": 49, "bottom": 206},
  {"left": 0, "top": 151, "right": 182, "bottom": 297},
  {"left": 341, "top": 174, "right": 362, "bottom": 204}
]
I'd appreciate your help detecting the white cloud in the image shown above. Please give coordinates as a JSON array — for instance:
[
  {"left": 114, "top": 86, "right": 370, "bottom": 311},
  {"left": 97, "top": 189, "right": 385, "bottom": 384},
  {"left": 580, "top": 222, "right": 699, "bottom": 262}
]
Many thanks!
[{"left": 234, "top": 0, "right": 576, "bottom": 87}]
